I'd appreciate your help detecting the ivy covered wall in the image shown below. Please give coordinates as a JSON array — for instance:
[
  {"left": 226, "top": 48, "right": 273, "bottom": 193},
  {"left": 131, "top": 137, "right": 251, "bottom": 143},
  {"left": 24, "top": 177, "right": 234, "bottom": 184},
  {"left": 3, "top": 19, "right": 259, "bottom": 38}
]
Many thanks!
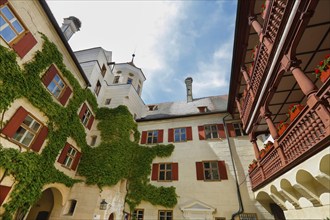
[{"left": 0, "top": 34, "right": 177, "bottom": 219}]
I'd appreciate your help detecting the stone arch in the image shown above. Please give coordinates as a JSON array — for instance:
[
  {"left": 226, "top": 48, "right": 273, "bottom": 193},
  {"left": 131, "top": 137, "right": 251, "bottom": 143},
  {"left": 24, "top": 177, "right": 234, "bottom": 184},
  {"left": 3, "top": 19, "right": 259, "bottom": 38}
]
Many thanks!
[
  {"left": 255, "top": 191, "right": 274, "bottom": 213},
  {"left": 270, "top": 185, "right": 287, "bottom": 210},
  {"left": 319, "top": 153, "right": 330, "bottom": 176},
  {"left": 279, "top": 179, "right": 301, "bottom": 209}
]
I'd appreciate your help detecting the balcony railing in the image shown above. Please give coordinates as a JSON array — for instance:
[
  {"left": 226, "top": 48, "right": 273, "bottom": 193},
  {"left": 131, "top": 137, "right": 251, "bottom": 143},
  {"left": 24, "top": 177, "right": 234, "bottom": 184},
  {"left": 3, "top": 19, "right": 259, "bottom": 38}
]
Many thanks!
[{"left": 249, "top": 80, "right": 330, "bottom": 190}]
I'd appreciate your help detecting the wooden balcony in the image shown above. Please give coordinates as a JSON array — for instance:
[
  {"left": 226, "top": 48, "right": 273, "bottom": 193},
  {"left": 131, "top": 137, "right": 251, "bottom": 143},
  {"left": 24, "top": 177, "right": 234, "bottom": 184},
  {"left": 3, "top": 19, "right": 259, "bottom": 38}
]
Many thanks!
[{"left": 249, "top": 79, "right": 330, "bottom": 191}]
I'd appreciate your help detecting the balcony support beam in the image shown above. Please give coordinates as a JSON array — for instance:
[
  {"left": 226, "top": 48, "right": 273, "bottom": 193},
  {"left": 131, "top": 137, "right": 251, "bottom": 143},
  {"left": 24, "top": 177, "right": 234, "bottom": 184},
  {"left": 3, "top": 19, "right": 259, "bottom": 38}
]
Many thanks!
[
  {"left": 235, "top": 97, "right": 243, "bottom": 119},
  {"left": 249, "top": 15, "right": 262, "bottom": 36},
  {"left": 249, "top": 133, "right": 260, "bottom": 160}
]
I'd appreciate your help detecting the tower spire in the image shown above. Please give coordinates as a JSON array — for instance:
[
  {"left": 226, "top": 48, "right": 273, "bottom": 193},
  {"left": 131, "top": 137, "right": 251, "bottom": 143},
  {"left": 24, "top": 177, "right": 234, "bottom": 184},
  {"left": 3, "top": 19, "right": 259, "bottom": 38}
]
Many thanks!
[{"left": 131, "top": 53, "right": 135, "bottom": 63}]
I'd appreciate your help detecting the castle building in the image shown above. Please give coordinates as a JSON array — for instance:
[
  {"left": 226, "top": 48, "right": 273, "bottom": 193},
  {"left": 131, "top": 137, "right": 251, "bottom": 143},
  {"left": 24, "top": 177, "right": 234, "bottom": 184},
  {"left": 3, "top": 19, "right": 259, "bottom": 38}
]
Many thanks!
[{"left": 0, "top": 0, "right": 329, "bottom": 220}]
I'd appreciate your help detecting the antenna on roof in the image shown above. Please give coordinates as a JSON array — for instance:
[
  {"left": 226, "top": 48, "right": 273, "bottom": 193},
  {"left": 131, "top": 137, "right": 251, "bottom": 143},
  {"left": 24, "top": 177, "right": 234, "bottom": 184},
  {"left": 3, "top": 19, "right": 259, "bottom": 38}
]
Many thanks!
[{"left": 131, "top": 53, "right": 135, "bottom": 63}]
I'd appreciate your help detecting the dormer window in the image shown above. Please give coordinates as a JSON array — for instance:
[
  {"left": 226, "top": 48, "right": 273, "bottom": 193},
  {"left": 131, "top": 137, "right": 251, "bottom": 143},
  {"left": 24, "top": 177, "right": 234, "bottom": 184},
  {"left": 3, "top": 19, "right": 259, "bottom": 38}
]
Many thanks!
[
  {"left": 148, "top": 105, "right": 158, "bottom": 111},
  {"left": 197, "top": 106, "right": 208, "bottom": 113}
]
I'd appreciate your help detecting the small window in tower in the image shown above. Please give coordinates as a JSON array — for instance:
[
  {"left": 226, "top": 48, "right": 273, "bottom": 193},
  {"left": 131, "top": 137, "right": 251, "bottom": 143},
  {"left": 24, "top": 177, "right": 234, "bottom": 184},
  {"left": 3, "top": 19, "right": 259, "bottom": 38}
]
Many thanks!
[
  {"left": 113, "top": 76, "right": 120, "bottom": 84},
  {"left": 127, "top": 77, "right": 133, "bottom": 84},
  {"left": 116, "top": 70, "right": 122, "bottom": 74},
  {"left": 94, "top": 81, "right": 101, "bottom": 96},
  {"left": 101, "top": 64, "right": 106, "bottom": 77},
  {"left": 148, "top": 105, "right": 158, "bottom": 111},
  {"left": 129, "top": 72, "right": 134, "bottom": 77},
  {"left": 105, "top": 98, "right": 111, "bottom": 105},
  {"left": 137, "top": 84, "right": 141, "bottom": 94}
]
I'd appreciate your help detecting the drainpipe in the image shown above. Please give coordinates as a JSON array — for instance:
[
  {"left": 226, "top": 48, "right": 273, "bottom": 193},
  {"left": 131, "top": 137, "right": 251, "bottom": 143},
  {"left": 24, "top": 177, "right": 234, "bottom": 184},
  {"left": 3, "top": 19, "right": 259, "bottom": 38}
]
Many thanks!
[
  {"left": 246, "top": 0, "right": 302, "bottom": 132},
  {"left": 223, "top": 114, "right": 244, "bottom": 220}
]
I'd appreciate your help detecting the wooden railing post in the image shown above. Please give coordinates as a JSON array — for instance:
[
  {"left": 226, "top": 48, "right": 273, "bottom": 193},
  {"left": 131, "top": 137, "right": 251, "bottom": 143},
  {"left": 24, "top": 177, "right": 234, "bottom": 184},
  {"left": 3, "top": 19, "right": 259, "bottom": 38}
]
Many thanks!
[{"left": 249, "top": 133, "right": 260, "bottom": 160}]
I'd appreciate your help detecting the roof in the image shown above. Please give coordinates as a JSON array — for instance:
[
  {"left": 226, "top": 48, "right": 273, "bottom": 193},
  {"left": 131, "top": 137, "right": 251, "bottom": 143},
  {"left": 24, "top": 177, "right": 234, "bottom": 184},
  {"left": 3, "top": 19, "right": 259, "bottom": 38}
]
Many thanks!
[
  {"left": 136, "top": 95, "right": 228, "bottom": 121},
  {"left": 39, "top": 0, "right": 91, "bottom": 87}
]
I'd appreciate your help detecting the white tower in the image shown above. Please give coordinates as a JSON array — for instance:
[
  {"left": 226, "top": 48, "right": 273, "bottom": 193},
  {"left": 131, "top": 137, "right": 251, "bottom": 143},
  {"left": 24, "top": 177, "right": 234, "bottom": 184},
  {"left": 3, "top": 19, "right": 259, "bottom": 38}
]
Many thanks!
[
  {"left": 61, "top": 16, "right": 81, "bottom": 41},
  {"left": 185, "top": 77, "right": 193, "bottom": 102}
]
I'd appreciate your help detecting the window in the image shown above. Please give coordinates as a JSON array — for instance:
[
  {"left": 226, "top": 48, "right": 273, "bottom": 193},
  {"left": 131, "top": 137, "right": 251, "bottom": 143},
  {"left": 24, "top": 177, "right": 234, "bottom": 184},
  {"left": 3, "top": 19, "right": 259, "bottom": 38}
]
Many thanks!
[
  {"left": 0, "top": 4, "right": 24, "bottom": 43},
  {"left": 63, "top": 146, "right": 77, "bottom": 168},
  {"left": 127, "top": 77, "right": 133, "bottom": 84},
  {"left": 78, "top": 103, "right": 94, "bottom": 130},
  {"left": 137, "top": 84, "right": 141, "bottom": 95},
  {"left": 151, "top": 163, "right": 178, "bottom": 181},
  {"left": 233, "top": 123, "right": 246, "bottom": 136},
  {"left": 1, "top": 107, "right": 48, "bottom": 152},
  {"left": 159, "top": 210, "right": 172, "bottom": 220},
  {"left": 101, "top": 64, "right": 106, "bottom": 77},
  {"left": 13, "top": 114, "right": 40, "bottom": 147},
  {"left": 94, "top": 80, "right": 101, "bottom": 96},
  {"left": 47, "top": 74, "right": 65, "bottom": 98},
  {"left": 147, "top": 130, "right": 158, "bottom": 144},
  {"left": 205, "top": 125, "right": 218, "bottom": 139},
  {"left": 113, "top": 76, "right": 120, "bottom": 84},
  {"left": 196, "top": 160, "right": 228, "bottom": 181},
  {"left": 133, "top": 209, "right": 144, "bottom": 220},
  {"left": 141, "top": 130, "right": 163, "bottom": 144},
  {"left": 203, "top": 161, "right": 219, "bottom": 180},
  {"left": 174, "top": 128, "right": 186, "bottom": 142},
  {"left": 57, "top": 143, "right": 81, "bottom": 171},
  {"left": 0, "top": 3, "right": 37, "bottom": 58},
  {"left": 42, "top": 64, "right": 72, "bottom": 106},
  {"left": 90, "top": 135, "right": 97, "bottom": 146},
  {"left": 64, "top": 199, "right": 77, "bottom": 216},
  {"left": 105, "top": 98, "right": 111, "bottom": 105}
]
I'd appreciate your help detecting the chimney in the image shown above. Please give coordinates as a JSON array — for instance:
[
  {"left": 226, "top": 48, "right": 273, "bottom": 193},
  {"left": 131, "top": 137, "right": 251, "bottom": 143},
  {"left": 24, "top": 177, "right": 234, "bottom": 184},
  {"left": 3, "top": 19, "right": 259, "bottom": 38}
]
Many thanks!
[
  {"left": 61, "top": 16, "right": 81, "bottom": 41},
  {"left": 185, "top": 77, "right": 193, "bottom": 102}
]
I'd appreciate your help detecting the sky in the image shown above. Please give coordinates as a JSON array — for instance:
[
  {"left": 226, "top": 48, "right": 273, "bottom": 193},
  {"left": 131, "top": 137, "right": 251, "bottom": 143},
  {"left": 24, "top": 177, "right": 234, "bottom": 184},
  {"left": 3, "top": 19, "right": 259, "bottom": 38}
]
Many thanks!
[{"left": 46, "top": 0, "right": 237, "bottom": 104}]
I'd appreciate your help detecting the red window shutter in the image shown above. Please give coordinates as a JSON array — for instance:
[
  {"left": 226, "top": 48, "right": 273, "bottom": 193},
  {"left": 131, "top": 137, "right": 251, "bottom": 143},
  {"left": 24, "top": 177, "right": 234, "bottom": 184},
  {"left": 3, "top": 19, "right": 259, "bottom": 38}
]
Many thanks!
[
  {"left": 218, "top": 160, "right": 228, "bottom": 180},
  {"left": 168, "top": 128, "right": 174, "bottom": 142},
  {"left": 0, "top": 0, "right": 8, "bottom": 5},
  {"left": 30, "top": 126, "right": 48, "bottom": 152},
  {"left": 57, "top": 143, "right": 71, "bottom": 164},
  {"left": 141, "top": 131, "right": 147, "bottom": 144},
  {"left": 59, "top": 86, "right": 72, "bottom": 106},
  {"left": 87, "top": 115, "right": 94, "bottom": 130},
  {"left": 12, "top": 32, "right": 37, "bottom": 58},
  {"left": 198, "top": 126, "right": 205, "bottom": 140},
  {"left": 151, "top": 163, "right": 159, "bottom": 181},
  {"left": 227, "top": 123, "right": 236, "bottom": 137},
  {"left": 172, "top": 163, "right": 178, "bottom": 180},
  {"left": 0, "top": 185, "right": 11, "bottom": 205},
  {"left": 217, "top": 124, "right": 226, "bottom": 138},
  {"left": 79, "top": 103, "right": 87, "bottom": 120},
  {"left": 42, "top": 64, "right": 58, "bottom": 87},
  {"left": 71, "top": 151, "right": 81, "bottom": 171},
  {"left": 1, "top": 107, "right": 28, "bottom": 138},
  {"left": 186, "top": 127, "right": 192, "bottom": 140},
  {"left": 196, "top": 162, "right": 204, "bottom": 180},
  {"left": 158, "top": 130, "right": 164, "bottom": 143}
]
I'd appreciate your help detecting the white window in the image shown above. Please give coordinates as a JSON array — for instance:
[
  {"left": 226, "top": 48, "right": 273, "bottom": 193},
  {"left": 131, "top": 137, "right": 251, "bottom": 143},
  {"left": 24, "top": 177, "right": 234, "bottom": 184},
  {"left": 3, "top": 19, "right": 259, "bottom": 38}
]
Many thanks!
[
  {"left": 147, "top": 130, "right": 158, "bottom": 144},
  {"left": 203, "top": 161, "right": 219, "bottom": 180},
  {"left": 0, "top": 5, "right": 25, "bottom": 43},
  {"left": 159, "top": 163, "right": 172, "bottom": 181},
  {"left": 94, "top": 80, "right": 101, "bottom": 96},
  {"left": 47, "top": 74, "right": 65, "bottom": 98},
  {"left": 204, "top": 125, "right": 218, "bottom": 139},
  {"left": 127, "top": 77, "right": 133, "bottom": 84},
  {"left": 133, "top": 209, "right": 144, "bottom": 220},
  {"left": 233, "top": 123, "right": 246, "bottom": 136},
  {"left": 159, "top": 210, "right": 172, "bottom": 220},
  {"left": 63, "top": 146, "right": 77, "bottom": 168},
  {"left": 82, "top": 109, "right": 92, "bottom": 126},
  {"left": 174, "top": 128, "right": 186, "bottom": 142},
  {"left": 13, "top": 115, "right": 40, "bottom": 147}
]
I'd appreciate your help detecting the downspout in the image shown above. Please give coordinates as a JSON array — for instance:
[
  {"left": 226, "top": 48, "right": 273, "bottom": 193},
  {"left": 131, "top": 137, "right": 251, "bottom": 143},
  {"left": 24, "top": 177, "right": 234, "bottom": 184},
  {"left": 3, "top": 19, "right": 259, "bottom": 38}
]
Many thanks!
[
  {"left": 223, "top": 114, "right": 244, "bottom": 220},
  {"left": 246, "top": 0, "right": 302, "bottom": 132}
]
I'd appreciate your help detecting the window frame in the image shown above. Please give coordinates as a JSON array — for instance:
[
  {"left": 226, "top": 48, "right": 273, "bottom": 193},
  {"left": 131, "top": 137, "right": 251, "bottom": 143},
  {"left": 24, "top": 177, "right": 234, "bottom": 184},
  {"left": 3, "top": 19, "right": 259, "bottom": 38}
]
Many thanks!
[
  {"left": 62, "top": 145, "right": 77, "bottom": 169},
  {"left": 146, "top": 130, "right": 158, "bottom": 144},
  {"left": 133, "top": 209, "right": 144, "bottom": 220},
  {"left": 12, "top": 113, "right": 42, "bottom": 148},
  {"left": 203, "top": 161, "right": 220, "bottom": 181},
  {"left": 105, "top": 98, "right": 111, "bottom": 105},
  {"left": 174, "top": 127, "right": 187, "bottom": 142},
  {"left": 113, "top": 76, "right": 120, "bottom": 84},
  {"left": 81, "top": 108, "right": 92, "bottom": 127},
  {"left": 0, "top": 3, "right": 26, "bottom": 44},
  {"left": 158, "top": 210, "right": 172, "bottom": 220},
  {"left": 101, "top": 64, "right": 106, "bottom": 77},
  {"left": 233, "top": 123, "right": 246, "bottom": 136},
  {"left": 127, "top": 77, "right": 133, "bottom": 84},
  {"left": 204, "top": 124, "right": 219, "bottom": 139},
  {"left": 158, "top": 163, "right": 172, "bottom": 181},
  {"left": 47, "top": 73, "right": 66, "bottom": 99},
  {"left": 94, "top": 80, "right": 101, "bottom": 96}
]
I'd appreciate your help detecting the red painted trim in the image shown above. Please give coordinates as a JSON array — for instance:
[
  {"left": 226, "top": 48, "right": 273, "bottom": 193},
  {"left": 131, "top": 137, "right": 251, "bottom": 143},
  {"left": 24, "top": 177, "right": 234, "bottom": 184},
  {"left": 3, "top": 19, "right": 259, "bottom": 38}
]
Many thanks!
[
  {"left": 0, "top": 185, "right": 11, "bottom": 205},
  {"left": 12, "top": 32, "right": 37, "bottom": 58},
  {"left": 87, "top": 115, "right": 94, "bottom": 130},
  {"left": 141, "top": 131, "right": 147, "bottom": 144},
  {"left": 30, "top": 126, "right": 48, "bottom": 152},
  {"left": 1, "top": 107, "right": 28, "bottom": 138},
  {"left": 218, "top": 160, "right": 228, "bottom": 180},
  {"left": 151, "top": 163, "right": 159, "bottom": 181},
  {"left": 158, "top": 130, "right": 163, "bottom": 143},
  {"left": 71, "top": 151, "right": 81, "bottom": 171},
  {"left": 198, "top": 126, "right": 205, "bottom": 140},
  {"left": 0, "top": 0, "right": 8, "bottom": 5},
  {"left": 168, "top": 128, "right": 174, "bottom": 142},
  {"left": 59, "top": 86, "right": 72, "bottom": 106},
  {"left": 57, "top": 143, "right": 71, "bottom": 164},
  {"left": 172, "top": 163, "right": 178, "bottom": 180},
  {"left": 217, "top": 124, "right": 226, "bottom": 138},
  {"left": 186, "top": 127, "right": 192, "bottom": 140},
  {"left": 79, "top": 103, "right": 87, "bottom": 120},
  {"left": 42, "top": 64, "right": 58, "bottom": 87},
  {"left": 196, "top": 162, "right": 204, "bottom": 180}
]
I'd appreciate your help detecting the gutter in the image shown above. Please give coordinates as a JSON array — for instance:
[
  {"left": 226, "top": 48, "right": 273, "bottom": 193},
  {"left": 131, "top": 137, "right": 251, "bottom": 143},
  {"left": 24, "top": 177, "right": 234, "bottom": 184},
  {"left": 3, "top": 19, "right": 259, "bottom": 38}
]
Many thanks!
[
  {"left": 223, "top": 114, "right": 244, "bottom": 220},
  {"left": 38, "top": 0, "right": 91, "bottom": 87},
  {"left": 246, "top": 0, "right": 301, "bottom": 132}
]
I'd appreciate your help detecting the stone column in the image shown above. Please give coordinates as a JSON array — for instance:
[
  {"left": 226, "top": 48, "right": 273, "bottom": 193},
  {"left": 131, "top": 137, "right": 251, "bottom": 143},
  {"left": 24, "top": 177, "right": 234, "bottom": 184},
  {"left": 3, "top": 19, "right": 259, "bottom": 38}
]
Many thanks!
[
  {"left": 260, "top": 107, "right": 278, "bottom": 140},
  {"left": 249, "top": 15, "right": 262, "bottom": 36},
  {"left": 249, "top": 133, "right": 260, "bottom": 159},
  {"left": 290, "top": 62, "right": 317, "bottom": 98}
]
